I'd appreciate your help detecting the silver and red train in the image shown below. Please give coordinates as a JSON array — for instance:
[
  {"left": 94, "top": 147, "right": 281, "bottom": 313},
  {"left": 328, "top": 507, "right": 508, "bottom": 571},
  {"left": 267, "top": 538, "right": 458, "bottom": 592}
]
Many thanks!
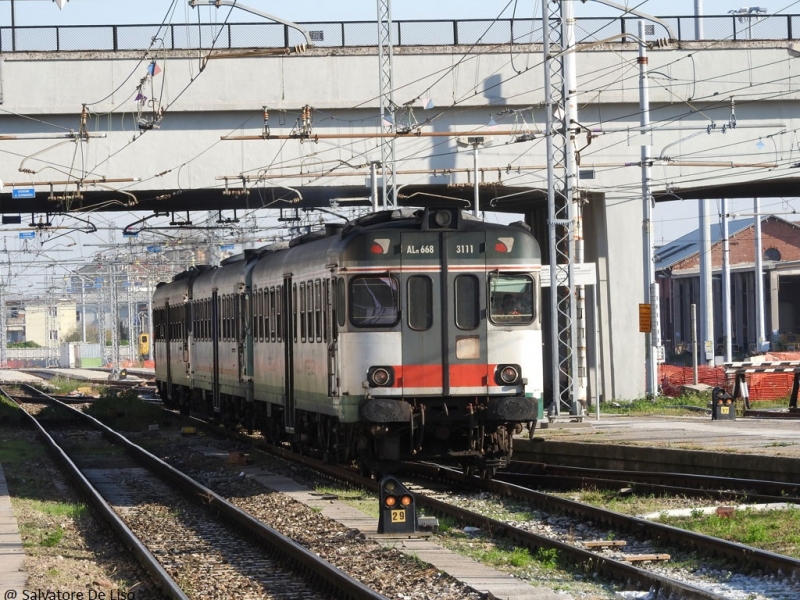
[{"left": 153, "top": 208, "right": 543, "bottom": 477}]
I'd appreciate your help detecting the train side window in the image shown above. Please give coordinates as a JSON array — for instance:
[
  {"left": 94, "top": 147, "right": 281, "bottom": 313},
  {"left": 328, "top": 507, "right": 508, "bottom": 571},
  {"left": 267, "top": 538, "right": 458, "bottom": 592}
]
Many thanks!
[
  {"left": 407, "top": 275, "right": 433, "bottom": 331},
  {"left": 455, "top": 274, "right": 480, "bottom": 330},
  {"left": 323, "top": 279, "right": 329, "bottom": 343},
  {"left": 300, "top": 283, "right": 306, "bottom": 342},
  {"left": 315, "top": 279, "right": 322, "bottom": 343},
  {"left": 336, "top": 277, "right": 346, "bottom": 328},
  {"left": 276, "top": 286, "right": 282, "bottom": 342},
  {"left": 489, "top": 274, "right": 535, "bottom": 325},
  {"left": 222, "top": 296, "right": 227, "bottom": 340},
  {"left": 263, "top": 288, "right": 269, "bottom": 342},
  {"left": 350, "top": 276, "right": 399, "bottom": 327},
  {"left": 307, "top": 281, "right": 314, "bottom": 342},
  {"left": 267, "top": 288, "right": 274, "bottom": 342},
  {"left": 293, "top": 284, "right": 298, "bottom": 343}
]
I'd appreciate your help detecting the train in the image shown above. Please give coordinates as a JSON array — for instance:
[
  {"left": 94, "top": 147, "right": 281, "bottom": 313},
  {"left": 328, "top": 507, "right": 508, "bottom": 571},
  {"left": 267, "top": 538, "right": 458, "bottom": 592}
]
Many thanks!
[{"left": 153, "top": 207, "right": 543, "bottom": 477}]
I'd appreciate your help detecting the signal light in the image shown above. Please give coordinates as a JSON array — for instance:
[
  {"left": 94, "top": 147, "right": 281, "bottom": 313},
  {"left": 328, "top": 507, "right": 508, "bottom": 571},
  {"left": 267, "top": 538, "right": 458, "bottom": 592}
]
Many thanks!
[{"left": 377, "top": 476, "right": 417, "bottom": 534}]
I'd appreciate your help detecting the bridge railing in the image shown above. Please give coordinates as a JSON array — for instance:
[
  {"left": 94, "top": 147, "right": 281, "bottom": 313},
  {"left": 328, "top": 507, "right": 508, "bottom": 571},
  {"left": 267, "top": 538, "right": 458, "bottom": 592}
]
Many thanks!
[{"left": 0, "top": 15, "right": 796, "bottom": 53}]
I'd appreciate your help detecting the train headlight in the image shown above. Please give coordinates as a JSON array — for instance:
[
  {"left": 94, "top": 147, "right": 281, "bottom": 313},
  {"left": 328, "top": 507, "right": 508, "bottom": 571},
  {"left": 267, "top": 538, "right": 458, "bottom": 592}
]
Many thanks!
[
  {"left": 434, "top": 210, "right": 452, "bottom": 227},
  {"left": 368, "top": 366, "right": 395, "bottom": 387},
  {"left": 495, "top": 364, "right": 521, "bottom": 385}
]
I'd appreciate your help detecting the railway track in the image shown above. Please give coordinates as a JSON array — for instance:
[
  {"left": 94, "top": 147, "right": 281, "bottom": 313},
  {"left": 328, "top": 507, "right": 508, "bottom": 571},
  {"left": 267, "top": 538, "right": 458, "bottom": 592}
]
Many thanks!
[
  {"left": 399, "top": 462, "right": 800, "bottom": 600},
  {"left": 33, "top": 391, "right": 799, "bottom": 599},
  {"left": 158, "top": 411, "right": 794, "bottom": 599},
  {"left": 498, "top": 461, "right": 800, "bottom": 504},
  {"left": 202, "top": 420, "right": 800, "bottom": 599},
  {"left": 4, "top": 385, "right": 389, "bottom": 600}
]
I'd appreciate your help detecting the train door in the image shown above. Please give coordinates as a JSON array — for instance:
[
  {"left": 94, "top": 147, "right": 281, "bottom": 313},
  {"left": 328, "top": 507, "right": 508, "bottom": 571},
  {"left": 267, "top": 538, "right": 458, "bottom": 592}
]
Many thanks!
[
  {"left": 282, "top": 276, "right": 295, "bottom": 433},
  {"left": 212, "top": 289, "right": 221, "bottom": 413},
  {"left": 446, "top": 231, "right": 488, "bottom": 394},
  {"left": 183, "top": 301, "right": 191, "bottom": 376},
  {"left": 400, "top": 230, "right": 488, "bottom": 396},
  {"left": 164, "top": 301, "right": 172, "bottom": 397},
  {"left": 237, "top": 285, "right": 248, "bottom": 382},
  {"left": 327, "top": 278, "right": 339, "bottom": 397}
]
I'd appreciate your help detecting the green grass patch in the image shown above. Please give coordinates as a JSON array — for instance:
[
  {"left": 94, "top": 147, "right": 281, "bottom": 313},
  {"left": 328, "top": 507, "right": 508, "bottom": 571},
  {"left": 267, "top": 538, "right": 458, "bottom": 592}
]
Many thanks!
[
  {"left": 602, "top": 393, "right": 709, "bottom": 416},
  {"left": 661, "top": 506, "right": 800, "bottom": 558},
  {"left": 563, "top": 489, "right": 686, "bottom": 516},
  {"left": 0, "top": 438, "right": 46, "bottom": 464},
  {"left": 26, "top": 499, "right": 87, "bottom": 520},
  {"left": 34, "top": 377, "right": 101, "bottom": 396},
  {"left": 313, "top": 484, "right": 379, "bottom": 517},
  {"left": 0, "top": 394, "right": 22, "bottom": 423},
  {"left": 40, "top": 526, "right": 64, "bottom": 547},
  {"left": 84, "top": 389, "right": 165, "bottom": 431}
]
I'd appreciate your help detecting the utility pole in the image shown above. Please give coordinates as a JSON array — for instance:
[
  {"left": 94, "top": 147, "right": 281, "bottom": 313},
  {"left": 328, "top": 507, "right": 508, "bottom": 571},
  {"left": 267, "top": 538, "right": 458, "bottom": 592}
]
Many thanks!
[
  {"left": 722, "top": 199, "right": 732, "bottom": 362},
  {"left": 543, "top": 0, "right": 584, "bottom": 418},
  {"left": 0, "top": 281, "right": 6, "bottom": 368},
  {"left": 754, "top": 197, "right": 765, "bottom": 351},
  {"left": 639, "top": 20, "right": 660, "bottom": 397},
  {"left": 377, "top": 0, "right": 397, "bottom": 209},
  {"left": 699, "top": 200, "right": 714, "bottom": 366},
  {"left": 110, "top": 263, "right": 120, "bottom": 375}
]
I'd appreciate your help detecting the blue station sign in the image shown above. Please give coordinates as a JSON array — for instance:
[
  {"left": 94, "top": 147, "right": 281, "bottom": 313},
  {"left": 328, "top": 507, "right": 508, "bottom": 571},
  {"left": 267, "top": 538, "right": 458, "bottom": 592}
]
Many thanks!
[
  {"left": 12, "top": 188, "right": 36, "bottom": 199},
  {"left": 18, "top": 232, "right": 35, "bottom": 239}
]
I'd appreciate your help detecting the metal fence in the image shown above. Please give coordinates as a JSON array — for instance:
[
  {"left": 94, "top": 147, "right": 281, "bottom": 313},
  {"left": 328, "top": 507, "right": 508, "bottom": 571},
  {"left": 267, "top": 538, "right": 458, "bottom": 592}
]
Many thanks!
[{"left": 0, "top": 14, "right": 796, "bottom": 53}]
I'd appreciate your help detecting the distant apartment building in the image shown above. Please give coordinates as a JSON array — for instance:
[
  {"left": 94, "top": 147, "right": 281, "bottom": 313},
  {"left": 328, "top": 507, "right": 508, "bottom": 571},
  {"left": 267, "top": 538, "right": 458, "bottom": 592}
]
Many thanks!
[{"left": 6, "top": 298, "right": 78, "bottom": 346}]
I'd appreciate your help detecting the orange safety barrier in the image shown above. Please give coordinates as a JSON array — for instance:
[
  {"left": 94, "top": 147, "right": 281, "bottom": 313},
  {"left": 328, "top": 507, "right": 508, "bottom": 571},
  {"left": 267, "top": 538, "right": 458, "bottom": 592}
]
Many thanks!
[{"left": 659, "top": 351, "right": 800, "bottom": 401}]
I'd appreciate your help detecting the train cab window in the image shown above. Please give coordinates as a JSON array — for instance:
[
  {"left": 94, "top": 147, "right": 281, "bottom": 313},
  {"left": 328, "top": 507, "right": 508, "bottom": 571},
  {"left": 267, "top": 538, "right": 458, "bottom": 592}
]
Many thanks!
[
  {"left": 350, "top": 276, "right": 399, "bottom": 327},
  {"left": 455, "top": 274, "right": 480, "bottom": 330},
  {"left": 407, "top": 276, "right": 433, "bottom": 331},
  {"left": 336, "top": 277, "right": 346, "bottom": 328},
  {"left": 489, "top": 274, "right": 535, "bottom": 325}
]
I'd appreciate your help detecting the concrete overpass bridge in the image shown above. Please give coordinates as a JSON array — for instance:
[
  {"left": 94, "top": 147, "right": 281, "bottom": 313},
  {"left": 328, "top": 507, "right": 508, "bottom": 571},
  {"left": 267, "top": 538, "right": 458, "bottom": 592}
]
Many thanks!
[{"left": 2, "top": 14, "right": 800, "bottom": 400}]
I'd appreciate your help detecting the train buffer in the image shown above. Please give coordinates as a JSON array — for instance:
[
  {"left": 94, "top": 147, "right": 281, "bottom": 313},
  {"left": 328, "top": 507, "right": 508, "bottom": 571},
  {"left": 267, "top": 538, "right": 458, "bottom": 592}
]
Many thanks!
[{"left": 724, "top": 360, "right": 800, "bottom": 412}]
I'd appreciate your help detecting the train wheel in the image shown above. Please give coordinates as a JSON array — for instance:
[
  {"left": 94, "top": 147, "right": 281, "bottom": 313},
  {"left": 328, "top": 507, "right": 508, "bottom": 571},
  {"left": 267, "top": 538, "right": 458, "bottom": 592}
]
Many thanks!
[
  {"left": 480, "top": 466, "right": 496, "bottom": 480},
  {"left": 462, "top": 465, "right": 476, "bottom": 477}
]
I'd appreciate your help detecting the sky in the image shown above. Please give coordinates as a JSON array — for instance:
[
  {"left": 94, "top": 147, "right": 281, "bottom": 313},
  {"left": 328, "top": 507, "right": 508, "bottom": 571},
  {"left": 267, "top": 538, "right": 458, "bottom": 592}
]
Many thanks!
[
  {"left": 0, "top": 0, "right": 788, "bottom": 28},
  {"left": 0, "top": 0, "right": 795, "bottom": 293}
]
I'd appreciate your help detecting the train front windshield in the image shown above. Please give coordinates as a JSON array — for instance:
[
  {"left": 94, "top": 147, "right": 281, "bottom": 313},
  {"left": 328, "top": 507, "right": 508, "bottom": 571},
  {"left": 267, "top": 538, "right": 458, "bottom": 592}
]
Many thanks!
[{"left": 489, "top": 275, "right": 535, "bottom": 325}]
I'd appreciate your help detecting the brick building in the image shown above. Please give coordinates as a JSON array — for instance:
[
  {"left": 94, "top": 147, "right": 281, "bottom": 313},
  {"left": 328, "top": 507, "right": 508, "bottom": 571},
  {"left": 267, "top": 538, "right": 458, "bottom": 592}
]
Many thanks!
[{"left": 656, "top": 216, "right": 800, "bottom": 357}]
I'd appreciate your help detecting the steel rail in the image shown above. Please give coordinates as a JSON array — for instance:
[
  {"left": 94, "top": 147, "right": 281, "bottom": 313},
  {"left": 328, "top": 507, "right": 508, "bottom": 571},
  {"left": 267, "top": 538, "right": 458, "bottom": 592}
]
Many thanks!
[
  {"left": 408, "top": 463, "right": 800, "bottom": 580},
  {"left": 1, "top": 387, "right": 190, "bottom": 600},
  {"left": 173, "top": 420, "right": 734, "bottom": 600},
  {"left": 17, "top": 385, "right": 390, "bottom": 600},
  {"left": 501, "top": 461, "right": 800, "bottom": 499},
  {"left": 498, "top": 472, "right": 800, "bottom": 505},
  {"left": 157, "top": 409, "right": 788, "bottom": 599}
]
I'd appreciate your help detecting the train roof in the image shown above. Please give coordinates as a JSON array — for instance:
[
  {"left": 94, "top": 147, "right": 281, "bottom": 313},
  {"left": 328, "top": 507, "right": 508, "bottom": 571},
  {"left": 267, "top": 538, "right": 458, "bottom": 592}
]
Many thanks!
[{"left": 165, "top": 208, "right": 537, "bottom": 283}]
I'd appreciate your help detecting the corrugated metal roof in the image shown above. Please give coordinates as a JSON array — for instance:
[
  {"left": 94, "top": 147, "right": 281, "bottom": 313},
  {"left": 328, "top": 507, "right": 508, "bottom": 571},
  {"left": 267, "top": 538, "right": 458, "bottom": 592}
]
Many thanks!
[{"left": 654, "top": 218, "right": 754, "bottom": 271}]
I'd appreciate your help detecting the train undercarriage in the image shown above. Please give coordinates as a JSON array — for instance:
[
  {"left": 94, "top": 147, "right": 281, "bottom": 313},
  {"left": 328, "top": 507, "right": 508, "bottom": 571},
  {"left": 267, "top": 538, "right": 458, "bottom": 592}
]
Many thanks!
[{"left": 158, "top": 383, "right": 535, "bottom": 479}]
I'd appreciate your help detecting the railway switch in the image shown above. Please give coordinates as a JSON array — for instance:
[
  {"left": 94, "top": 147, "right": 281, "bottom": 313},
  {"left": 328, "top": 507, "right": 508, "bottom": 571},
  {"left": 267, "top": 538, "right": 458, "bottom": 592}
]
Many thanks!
[
  {"left": 377, "top": 475, "right": 417, "bottom": 534},
  {"left": 711, "top": 387, "right": 735, "bottom": 420}
]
